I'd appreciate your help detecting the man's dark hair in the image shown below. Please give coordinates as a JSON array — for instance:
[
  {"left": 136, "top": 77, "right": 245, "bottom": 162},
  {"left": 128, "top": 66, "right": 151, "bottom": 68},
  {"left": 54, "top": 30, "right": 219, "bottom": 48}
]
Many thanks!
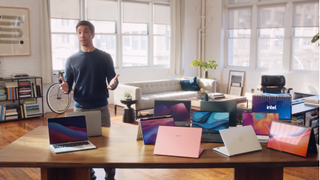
[{"left": 76, "top": 20, "right": 95, "bottom": 34}]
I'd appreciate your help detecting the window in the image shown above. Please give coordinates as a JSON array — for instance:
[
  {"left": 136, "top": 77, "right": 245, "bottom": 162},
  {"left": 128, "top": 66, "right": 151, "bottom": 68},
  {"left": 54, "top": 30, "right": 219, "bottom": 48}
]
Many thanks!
[
  {"left": 87, "top": 0, "right": 118, "bottom": 66},
  {"left": 50, "top": 0, "right": 80, "bottom": 71},
  {"left": 257, "top": 5, "right": 286, "bottom": 69},
  {"left": 225, "top": 0, "right": 319, "bottom": 72},
  {"left": 227, "top": 7, "right": 251, "bottom": 67},
  {"left": 292, "top": 2, "right": 319, "bottom": 71},
  {"left": 153, "top": 4, "right": 170, "bottom": 65},
  {"left": 50, "top": 0, "right": 171, "bottom": 71},
  {"left": 122, "top": 2, "right": 149, "bottom": 67}
]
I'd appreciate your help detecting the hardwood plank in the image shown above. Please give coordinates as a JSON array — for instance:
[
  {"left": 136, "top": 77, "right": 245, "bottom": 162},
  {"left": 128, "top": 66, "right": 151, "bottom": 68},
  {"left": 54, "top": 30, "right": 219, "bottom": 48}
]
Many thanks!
[{"left": 0, "top": 105, "right": 318, "bottom": 180}]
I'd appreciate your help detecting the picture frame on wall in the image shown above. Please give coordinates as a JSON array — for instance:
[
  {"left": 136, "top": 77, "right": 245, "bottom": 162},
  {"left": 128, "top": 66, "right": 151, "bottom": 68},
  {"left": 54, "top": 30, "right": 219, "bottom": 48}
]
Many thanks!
[
  {"left": 0, "top": 6, "right": 30, "bottom": 56},
  {"left": 227, "top": 70, "right": 245, "bottom": 95}
]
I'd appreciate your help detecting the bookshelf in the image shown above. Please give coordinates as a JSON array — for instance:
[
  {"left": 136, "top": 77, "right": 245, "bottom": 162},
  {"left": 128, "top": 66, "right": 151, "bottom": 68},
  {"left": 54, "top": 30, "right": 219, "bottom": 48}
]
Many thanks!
[
  {"left": 292, "top": 103, "right": 319, "bottom": 144},
  {"left": 0, "top": 76, "right": 43, "bottom": 122}
]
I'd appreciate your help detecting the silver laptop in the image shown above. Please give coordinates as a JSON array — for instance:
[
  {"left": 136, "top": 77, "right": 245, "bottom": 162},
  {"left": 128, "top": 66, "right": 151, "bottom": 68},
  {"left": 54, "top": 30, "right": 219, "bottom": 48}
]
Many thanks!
[
  {"left": 213, "top": 126, "right": 262, "bottom": 156},
  {"left": 48, "top": 116, "right": 96, "bottom": 154},
  {"left": 65, "top": 111, "right": 102, "bottom": 137},
  {"left": 192, "top": 111, "right": 229, "bottom": 143}
]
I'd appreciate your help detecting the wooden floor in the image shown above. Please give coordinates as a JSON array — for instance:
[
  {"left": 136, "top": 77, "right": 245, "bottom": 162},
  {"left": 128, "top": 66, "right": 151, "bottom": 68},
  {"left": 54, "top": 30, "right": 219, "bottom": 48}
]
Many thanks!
[{"left": 0, "top": 105, "right": 318, "bottom": 180}]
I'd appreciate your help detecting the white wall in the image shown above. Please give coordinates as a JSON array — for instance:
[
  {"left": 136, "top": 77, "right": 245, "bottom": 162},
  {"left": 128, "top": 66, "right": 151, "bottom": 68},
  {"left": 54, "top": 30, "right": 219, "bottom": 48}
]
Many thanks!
[
  {"left": 205, "top": 0, "right": 224, "bottom": 91},
  {"left": 181, "top": 0, "right": 201, "bottom": 78}
]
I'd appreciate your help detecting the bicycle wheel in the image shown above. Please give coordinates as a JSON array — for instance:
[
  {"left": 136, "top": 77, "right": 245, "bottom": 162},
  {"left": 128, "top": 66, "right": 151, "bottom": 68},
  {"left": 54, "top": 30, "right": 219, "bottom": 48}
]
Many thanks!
[{"left": 46, "top": 83, "right": 71, "bottom": 114}]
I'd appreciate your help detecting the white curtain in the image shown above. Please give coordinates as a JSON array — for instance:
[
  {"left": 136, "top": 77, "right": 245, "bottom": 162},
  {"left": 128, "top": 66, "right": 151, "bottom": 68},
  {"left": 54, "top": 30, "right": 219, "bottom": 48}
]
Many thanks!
[
  {"left": 40, "top": 0, "right": 53, "bottom": 83},
  {"left": 227, "top": 7, "right": 252, "bottom": 29},
  {"left": 257, "top": 4, "right": 286, "bottom": 29},
  {"left": 169, "top": 0, "right": 182, "bottom": 75}
]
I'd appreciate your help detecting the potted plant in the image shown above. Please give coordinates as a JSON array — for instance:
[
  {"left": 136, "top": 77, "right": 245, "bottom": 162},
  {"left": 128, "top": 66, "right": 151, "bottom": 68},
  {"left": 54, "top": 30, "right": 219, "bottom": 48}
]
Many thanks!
[
  {"left": 123, "top": 91, "right": 132, "bottom": 100},
  {"left": 196, "top": 88, "right": 207, "bottom": 100},
  {"left": 190, "top": 59, "right": 218, "bottom": 78}
]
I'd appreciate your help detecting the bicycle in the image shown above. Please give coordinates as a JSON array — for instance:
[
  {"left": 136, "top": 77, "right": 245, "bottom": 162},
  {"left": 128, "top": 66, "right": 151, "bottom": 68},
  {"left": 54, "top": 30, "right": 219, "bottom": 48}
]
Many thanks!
[{"left": 46, "top": 71, "right": 71, "bottom": 114}]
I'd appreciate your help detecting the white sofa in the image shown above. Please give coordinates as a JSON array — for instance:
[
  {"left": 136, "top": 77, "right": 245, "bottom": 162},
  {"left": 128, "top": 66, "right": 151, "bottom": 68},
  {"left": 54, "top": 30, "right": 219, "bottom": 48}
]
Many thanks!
[{"left": 113, "top": 78, "right": 216, "bottom": 117}]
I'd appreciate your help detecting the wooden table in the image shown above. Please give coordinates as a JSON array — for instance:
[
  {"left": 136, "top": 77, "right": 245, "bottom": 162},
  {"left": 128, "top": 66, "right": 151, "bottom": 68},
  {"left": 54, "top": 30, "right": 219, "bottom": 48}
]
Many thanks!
[
  {"left": 0, "top": 126, "right": 317, "bottom": 180},
  {"left": 184, "top": 94, "right": 247, "bottom": 111}
]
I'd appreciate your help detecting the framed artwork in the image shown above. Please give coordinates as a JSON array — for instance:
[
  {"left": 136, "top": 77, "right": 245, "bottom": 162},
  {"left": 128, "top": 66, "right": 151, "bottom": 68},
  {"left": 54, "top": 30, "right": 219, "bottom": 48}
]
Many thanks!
[
  {"left": 230, "top": 86, "right": 242, "bottom": 96},
  {"left": 227, "top": 70, "right": 245, "bottom": 95},
  {"left": 0, "top": 6, "right": 30, "bottom": 56}
]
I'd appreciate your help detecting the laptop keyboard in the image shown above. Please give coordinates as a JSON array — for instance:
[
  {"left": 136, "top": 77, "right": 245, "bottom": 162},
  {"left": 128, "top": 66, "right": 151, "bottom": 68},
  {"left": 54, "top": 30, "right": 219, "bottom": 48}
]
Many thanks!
[
  {"left": 201, "top": 134, "right": 223, "bottom": 143},
  {"left": 53, "top": 141, "right": 90, "bottom": 149}
]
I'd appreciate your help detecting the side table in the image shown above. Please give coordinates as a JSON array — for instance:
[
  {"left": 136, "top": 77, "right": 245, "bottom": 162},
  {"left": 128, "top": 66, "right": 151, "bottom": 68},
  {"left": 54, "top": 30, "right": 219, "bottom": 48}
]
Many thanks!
[{"left": 120, "top": 99, "right": 137, "bottom": 123}]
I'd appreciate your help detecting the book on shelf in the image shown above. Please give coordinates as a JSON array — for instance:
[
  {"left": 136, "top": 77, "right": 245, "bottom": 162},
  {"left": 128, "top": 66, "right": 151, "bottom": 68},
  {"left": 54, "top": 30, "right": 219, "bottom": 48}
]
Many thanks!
[
  {"left": 18, "top": 81, "right": 32, "bottom": 99},
  {"left": 5, "top": 115, "right": 19, "bottom": 121},
  {"left": 6, "top": 87, "right": 18, "bottom": 100},
  {"left": 20, "top": 105, "right": 24, "bottom": 119},
  {"left": 5, "top": 82, "right": 18, "bottom": 88},
  {"left": 0, "top": 105, "right": 5, "bottom": 121},
  {"left": 4, "top": 103, "right": 19, "bottom": 121},
  {"left": 23, "top": 98, "right": 37, "bottom": 104},
  {"left": 18, "top": 81, "right": 31, "bottom": 87},
  {"left": 36, "top": 85, "right": 41, "bottom": 97},
  {"left": 23, "top": 103, "right": 41, "bottom": 118},
  {"left": 0, "top": 82, "right": 6, "bottom": 101}
]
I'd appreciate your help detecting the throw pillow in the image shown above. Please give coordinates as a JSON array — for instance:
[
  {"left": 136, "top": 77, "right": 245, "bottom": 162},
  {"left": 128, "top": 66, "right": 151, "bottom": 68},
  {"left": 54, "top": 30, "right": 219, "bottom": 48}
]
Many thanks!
[{"left": 180, "top": 76, "right": 201, "bottom": 91}]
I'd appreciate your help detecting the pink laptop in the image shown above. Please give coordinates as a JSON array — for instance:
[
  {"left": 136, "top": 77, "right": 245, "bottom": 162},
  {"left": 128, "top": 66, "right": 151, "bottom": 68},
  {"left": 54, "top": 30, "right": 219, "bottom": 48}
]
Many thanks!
[{"left": 153, "top": 126, "right": 204, "bottom": 158}]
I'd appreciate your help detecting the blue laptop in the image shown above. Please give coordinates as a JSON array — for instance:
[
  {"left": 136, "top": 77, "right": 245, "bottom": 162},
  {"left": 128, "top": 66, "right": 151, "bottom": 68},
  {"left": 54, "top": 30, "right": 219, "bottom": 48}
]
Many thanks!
[{"left": 192, "top": 111, "right": 229, "bottom": 143}]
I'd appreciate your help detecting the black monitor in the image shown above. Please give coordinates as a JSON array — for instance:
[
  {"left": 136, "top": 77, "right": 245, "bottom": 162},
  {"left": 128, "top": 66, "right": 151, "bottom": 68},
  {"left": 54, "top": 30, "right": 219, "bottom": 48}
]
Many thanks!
[{"left": 200, "top": 101, "right": 238, "bottom": 127}]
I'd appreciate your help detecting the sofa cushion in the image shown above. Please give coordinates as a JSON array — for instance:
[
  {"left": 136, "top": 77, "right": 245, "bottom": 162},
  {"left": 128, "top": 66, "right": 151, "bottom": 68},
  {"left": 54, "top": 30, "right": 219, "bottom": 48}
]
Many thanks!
[{"left": 180, "top": 77, "right": 201, "bottom": 91}]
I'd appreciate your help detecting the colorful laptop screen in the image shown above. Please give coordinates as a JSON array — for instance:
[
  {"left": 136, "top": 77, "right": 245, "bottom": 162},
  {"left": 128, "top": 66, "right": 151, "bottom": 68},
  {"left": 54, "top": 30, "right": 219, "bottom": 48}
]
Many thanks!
[
  {"left": 242, "top": 112, "right": 279, "bottom": 135},
  {"left": 192, "top": 112, "right": 229, "bottom": 134},
  {"left": 48, "top": 116, "right": 88, "bottom": 144},
  {"left": 154, "top": 100, "right": 191, "bottom": 123},
  {"left": 267, "top": 121, "right": 311, "bottom": 157},
  {"left": 140, "top": 116, "right": 175, "bottom": 144},
  {"left": 252, "top": 93, "right": 292, "bottom": 120}
]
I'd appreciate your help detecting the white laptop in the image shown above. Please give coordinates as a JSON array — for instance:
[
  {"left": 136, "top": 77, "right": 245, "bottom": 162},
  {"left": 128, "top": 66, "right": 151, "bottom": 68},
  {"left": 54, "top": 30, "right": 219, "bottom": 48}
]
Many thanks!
[
  {"left": 48, "top": 116, "right": 96, "bottom": 154},
  {"left": 213, "top": 126, "right": 262, "bottom": 157},
  {"left": 65, "top": 111, "right": 102, "bottom": 137}
]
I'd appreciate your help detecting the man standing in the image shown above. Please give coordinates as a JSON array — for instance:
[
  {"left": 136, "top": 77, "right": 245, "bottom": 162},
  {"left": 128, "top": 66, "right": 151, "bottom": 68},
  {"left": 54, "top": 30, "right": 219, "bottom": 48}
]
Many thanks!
[{"left": 60, "top": 20, "right": 118, "bottom": 180}]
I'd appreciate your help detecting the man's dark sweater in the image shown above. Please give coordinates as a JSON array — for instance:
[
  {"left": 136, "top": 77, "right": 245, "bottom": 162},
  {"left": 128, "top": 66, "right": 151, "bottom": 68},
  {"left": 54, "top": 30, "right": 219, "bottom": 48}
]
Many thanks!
[{"left": 64, "top": 49, "right": 117, "bottom": 109}]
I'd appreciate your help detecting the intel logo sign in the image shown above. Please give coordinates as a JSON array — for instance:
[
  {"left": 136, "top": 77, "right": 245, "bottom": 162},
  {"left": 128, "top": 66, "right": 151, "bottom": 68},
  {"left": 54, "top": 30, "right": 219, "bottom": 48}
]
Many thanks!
[{"left": 267, "top": 105, "right": 277, "bottom": 110}]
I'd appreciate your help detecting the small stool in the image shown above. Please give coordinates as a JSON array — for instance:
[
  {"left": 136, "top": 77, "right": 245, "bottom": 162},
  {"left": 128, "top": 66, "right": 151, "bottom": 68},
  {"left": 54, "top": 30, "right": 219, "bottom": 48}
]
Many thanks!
[{"left": 120, "top": 99, "right": 137, "bottom": 123}]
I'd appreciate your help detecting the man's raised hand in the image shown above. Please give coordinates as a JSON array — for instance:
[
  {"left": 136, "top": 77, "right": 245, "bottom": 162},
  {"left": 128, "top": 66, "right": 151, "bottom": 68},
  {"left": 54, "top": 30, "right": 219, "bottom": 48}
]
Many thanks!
[
  {"left": 107, "top": 74, "right": 120, "bottom": 90},
  {"left": 59, "top": 76, "right": 69, "bottom": 94}
]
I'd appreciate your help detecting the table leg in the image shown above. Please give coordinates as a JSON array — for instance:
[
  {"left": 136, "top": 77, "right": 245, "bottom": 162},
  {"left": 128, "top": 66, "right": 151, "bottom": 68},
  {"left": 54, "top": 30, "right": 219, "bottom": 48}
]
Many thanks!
[
  {"left": 234, "top": 167, "right": 283, "bottom": 180},
  {"left": 41, "top": 167, "right": 90, "bottom": 180}
]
